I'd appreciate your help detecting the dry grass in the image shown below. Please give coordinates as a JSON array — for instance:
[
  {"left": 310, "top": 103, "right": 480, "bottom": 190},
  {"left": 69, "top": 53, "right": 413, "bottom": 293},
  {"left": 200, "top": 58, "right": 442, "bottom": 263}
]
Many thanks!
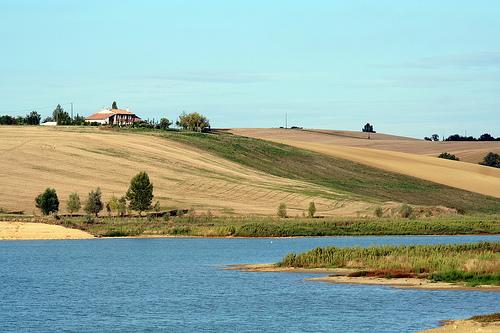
[
  {"left": 0, "top": 126, "right": 362, "bottom": 216},
  {"left": 230, "top": 128, "right": 500, "bottom": 198}
]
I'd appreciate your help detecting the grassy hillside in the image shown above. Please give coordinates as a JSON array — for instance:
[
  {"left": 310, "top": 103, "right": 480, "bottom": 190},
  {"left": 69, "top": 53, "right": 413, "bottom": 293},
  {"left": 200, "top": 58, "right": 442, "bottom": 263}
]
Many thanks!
[
  {"left": 0, "top": 126, "right": 347, "bottom": 216},
  {"left": 128, "top": 129, "right": 500, "bottom": 214},
  {"left": 230, "top": 129, "right": 500, "bottom": 199}
]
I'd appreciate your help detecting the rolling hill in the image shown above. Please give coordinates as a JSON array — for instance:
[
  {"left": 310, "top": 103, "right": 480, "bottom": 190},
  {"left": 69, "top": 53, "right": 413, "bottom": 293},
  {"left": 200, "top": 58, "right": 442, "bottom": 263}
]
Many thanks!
[
  {"left": 0, "top": 126, "right": 363, "bottom": 216},
  {"left": 1, "top": 126, "right": 499, "bottom": 216},
  {"left": 230, "top": 128, "right": 500, "bottom": 199}
]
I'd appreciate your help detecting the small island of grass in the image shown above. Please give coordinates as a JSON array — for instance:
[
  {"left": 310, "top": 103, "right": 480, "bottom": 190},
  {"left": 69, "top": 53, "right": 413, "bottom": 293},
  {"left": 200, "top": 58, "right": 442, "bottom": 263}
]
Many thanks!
[{"left": 235, "top": 242, "right": 500, "bottom": 290}]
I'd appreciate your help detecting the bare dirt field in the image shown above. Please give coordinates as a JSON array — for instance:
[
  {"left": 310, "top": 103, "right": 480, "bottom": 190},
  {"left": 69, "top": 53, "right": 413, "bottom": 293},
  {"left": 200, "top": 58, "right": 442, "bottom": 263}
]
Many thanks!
[
  {"left": 230, "top": 128, "right": 500, "bottom": 198},
  {"left": 0, "top": 126, "right": 365, "bottom": 216},
  {"left": 0, "top": 221, "right": 93, "bottom": 240}
]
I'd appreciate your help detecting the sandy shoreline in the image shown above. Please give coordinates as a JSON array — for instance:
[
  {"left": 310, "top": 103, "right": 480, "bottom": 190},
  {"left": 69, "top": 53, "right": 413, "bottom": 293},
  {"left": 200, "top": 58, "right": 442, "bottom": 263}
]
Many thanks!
[
  {"left": 229, "top": 264, "right": 500, "bottom": 292},
  {"left": 0, "top": 221, "right": 94, "bottom": 240},
  {"left": 419, "top": 318, "right": 500, "bottom": 333}
]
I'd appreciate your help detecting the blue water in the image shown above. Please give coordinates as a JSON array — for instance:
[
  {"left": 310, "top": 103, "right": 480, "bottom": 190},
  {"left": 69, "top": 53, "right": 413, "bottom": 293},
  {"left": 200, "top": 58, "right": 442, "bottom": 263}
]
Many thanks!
[{"left": 1, "top": 235, "right": 499, "bottom": 333}]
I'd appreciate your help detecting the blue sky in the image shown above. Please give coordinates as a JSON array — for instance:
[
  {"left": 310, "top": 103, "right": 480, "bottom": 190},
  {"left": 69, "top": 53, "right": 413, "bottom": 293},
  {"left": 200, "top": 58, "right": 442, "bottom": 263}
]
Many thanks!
[{"left": 1, "top": 0, "right": 499, "bottom": 138}]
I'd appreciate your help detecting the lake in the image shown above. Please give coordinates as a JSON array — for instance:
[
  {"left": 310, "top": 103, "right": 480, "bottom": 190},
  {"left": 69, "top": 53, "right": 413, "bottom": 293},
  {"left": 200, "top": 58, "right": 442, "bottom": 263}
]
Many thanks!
[{"left": 1, "top": 235, "right": 499, "bottom": 332}]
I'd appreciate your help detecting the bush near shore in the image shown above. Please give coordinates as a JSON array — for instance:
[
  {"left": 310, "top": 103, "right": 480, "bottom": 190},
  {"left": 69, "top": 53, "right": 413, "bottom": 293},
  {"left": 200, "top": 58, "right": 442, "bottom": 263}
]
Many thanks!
[{"left": 278, "top": 242, "right": 500, "bottom": 286}]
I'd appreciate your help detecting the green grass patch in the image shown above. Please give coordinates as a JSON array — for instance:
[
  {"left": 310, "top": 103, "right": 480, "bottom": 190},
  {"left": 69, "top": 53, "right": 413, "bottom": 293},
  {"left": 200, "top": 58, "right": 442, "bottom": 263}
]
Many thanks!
[{"left": 430, "top": 270, "right": 500, "bottom": 286}]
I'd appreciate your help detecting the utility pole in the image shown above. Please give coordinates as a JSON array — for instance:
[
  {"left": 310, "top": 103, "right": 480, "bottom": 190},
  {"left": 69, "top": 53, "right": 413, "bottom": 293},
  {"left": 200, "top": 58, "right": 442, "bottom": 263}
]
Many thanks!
[
  {"left": 285, "top": 112, "right": 288, "bottom": 129},
  {"left": 71, "top": 102, "right": 73, "bottom": 119}
]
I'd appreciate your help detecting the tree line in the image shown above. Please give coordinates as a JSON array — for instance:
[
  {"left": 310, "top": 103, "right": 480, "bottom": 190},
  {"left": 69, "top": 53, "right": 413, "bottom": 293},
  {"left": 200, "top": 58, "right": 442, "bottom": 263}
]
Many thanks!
[
  {"left": 0, "top": 111, "right": 41, "bottom": 125},
  {"left": 131, "top": 111, "right": 210, "bottom": 132},
  {"left": 1, "top": 102, "right": 211, "bottom": 132},
  {"left": 425, "top": 133, "right": 500, "bottom": 141},
  {"left": 35, "top": 171, "right": 156, "bottom": 217}
]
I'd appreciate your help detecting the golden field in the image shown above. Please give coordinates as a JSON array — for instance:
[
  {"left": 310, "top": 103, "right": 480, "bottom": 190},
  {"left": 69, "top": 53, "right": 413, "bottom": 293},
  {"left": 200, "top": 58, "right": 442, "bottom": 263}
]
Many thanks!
[
  {"left": 230, "top": 128, "right": 500, "bottom": 198},
  {"left": 0, "top": 126, "right": 366, "bottom": 216}
]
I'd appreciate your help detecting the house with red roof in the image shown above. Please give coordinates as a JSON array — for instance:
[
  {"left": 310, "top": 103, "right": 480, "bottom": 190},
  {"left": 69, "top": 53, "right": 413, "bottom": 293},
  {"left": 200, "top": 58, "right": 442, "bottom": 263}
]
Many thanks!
[{"left": 85, "top": 108, "right": 141, "bottom": 125}]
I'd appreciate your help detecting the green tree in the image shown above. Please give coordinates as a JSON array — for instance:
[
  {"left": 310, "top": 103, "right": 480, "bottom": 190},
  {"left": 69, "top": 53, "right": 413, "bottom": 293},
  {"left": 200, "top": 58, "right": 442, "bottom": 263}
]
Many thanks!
[
  {"left": 25, "top": 111, "right": 41, "bottom": 125},
  {"left": 35, "top": 188, "right": 59, "bottom": 215},
  {"left": 84, "top": 188, "right": 103, "bottom": 217},
  {"left": 126, "top": 172, "right": 154, "bottom": 214},
  {"left": 106, "top": 195, "right": 120, "bottom": 216},
  {"left": 277, "top": 203, "right": 287, "bottom": 218},
  {"left": 159, "top": 118, "right": 172, "bottom": 130},
  {"left": 176, "top": 112, "right": 210, "bottom": 132},
  {"left": 52, "top": 104, "right": 71, "bottom": 125},
  {"left": 0, "top": 115, "right": 17, "bottom": 125},
  {"left": 112, "top": 101, "right": 118, "bottom": 109},
  {"left": 66, "top": 192, "right": 81, "bottom": 215},
  {"left": 362, "top": 123, "right": 375, "bottom": 133},
  {"left": 431, "top": 134, "right": 440, "bottom": 141},
  {"left": 480, "top": 152, "right": 500, "bottom": 168},
  {"left": 16, "top": 116, "right": 25, "bottom": 125},
  {"left": 478, "top": 133, "right": 495, "bottom": 141},
  {"left": 308, "top": 201, "right": 316, "bottom": 218},
  {"left": 117, "top": 196, "right": 127, "bottom": 217}
]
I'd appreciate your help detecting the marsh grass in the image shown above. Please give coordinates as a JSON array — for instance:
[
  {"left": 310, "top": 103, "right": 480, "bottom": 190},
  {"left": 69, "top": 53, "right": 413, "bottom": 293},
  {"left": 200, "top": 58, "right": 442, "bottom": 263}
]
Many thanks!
[
  {"left": 278, "top": 242, "right": 500, "bottom": 285},
  {"left": 46, "top": 214, "right": 500, "bottom": 238}
]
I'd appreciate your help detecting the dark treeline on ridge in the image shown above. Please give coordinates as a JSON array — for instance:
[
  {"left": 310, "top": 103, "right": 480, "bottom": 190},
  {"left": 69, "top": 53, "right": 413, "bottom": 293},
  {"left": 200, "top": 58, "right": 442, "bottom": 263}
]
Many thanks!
[
  {"left": 445, "top": 133, "right": 500, "bottom": 141},
  {"left": 425, "top": 133, "right": 500, "bottom": 141}
]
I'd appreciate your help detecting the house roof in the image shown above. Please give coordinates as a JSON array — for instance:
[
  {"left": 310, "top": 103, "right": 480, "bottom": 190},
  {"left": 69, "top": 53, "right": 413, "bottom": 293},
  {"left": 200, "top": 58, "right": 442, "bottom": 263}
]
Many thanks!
[
  {"left": 85, "top": 111, "right": 114, "bottom": 120},
  {"left": 112, "top": 109, "right": 135, "bottom": 115},
  {"left": 85, "top": 108, "right": 137, "bottom": 120}
]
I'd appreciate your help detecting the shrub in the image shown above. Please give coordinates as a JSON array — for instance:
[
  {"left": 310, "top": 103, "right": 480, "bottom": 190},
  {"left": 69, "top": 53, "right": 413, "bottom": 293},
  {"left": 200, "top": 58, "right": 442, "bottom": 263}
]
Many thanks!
[
  {"left": 399, "top": 204, "right": 413, "bottom": 218},
  {"left": 106, "top": 195, "right": 120, "bottom": 216},
  {"left": 66, "top": 192, "right": 81, "bottom": 215},
  {"left": 308, "top": 202, "right": 316, "bottom": 218},
  {"left": 176, "top": 112, "right": 210, "bottom": 132},
  {"left": 374, "top": 206, "right": 383, "bottom": 217},
  {"left": 170, "top": 226, "right": 191, "bottom": 235},
  {"left": 159, "top": 118, "right": 172, "bottom": 130},
  {"left": 84, "top": 215, "right": 94, "bottom": 224},
  {"left": 480, "top": 152, "right": 500, "bottom": 168},
  {"left": 126, "top": 171, "right": 154, "bottom": 214},
  {"left": 35, "top": 188, "right": 59, "bottom": 215},
  {"left": 438, "top": 152, "right": 460, "bottom": 161},
  {"left": 84, "top": 188, "right": 103, "bottom": 217},
  {"left": 117, "top": 196, "right": 127, "bottom": 217},
  {"left": 277, "top": 203, "right": 287, "bottom": 218}
]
